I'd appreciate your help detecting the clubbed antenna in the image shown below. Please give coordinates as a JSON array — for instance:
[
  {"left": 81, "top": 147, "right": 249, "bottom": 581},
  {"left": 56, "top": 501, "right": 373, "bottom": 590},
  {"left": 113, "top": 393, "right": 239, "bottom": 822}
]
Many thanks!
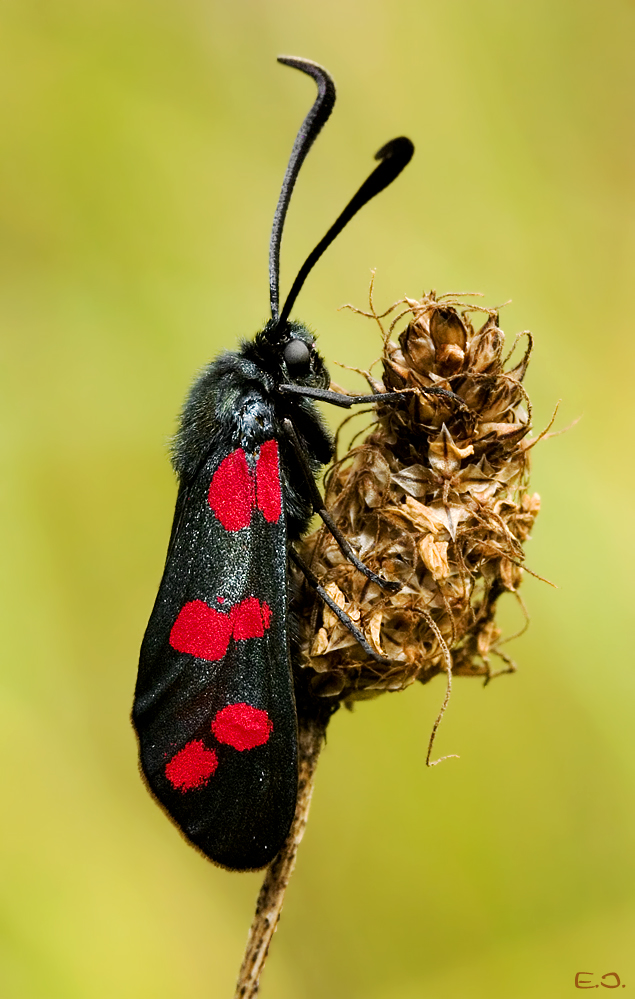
[{"left": 278, "top": 136, "right": 414, "bottom": 327}]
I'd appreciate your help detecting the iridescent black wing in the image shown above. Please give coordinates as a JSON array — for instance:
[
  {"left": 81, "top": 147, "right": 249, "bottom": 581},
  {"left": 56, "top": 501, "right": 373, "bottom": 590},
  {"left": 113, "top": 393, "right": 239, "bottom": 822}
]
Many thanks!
[{"left": 133, "top": 438, "right": 297, "bottom": 871}]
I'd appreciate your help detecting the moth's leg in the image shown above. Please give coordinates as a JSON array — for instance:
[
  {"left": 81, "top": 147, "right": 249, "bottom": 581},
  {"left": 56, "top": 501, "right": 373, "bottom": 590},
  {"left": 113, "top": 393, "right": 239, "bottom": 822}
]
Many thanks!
[
  {"left": 281, "top": 418, "right": 400, "bottom": 593},
  {"left": 290, "top": 547, "right": 391, "bottom": 666},
  {"left": 279, "top": 383, "right": 467, "bottom": 410}
]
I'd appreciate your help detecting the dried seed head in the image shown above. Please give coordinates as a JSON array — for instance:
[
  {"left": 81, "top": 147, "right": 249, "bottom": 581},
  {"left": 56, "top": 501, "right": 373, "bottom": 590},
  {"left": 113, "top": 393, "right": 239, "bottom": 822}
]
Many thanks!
[{"left": 293, "top": 289, "right": 542, "bottom": 710}]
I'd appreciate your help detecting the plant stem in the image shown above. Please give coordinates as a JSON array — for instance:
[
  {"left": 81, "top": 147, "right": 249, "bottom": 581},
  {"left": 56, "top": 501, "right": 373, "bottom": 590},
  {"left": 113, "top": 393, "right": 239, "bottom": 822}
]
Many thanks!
[{"left": 233, "top": 714, "right": 325, "bottom": 999}]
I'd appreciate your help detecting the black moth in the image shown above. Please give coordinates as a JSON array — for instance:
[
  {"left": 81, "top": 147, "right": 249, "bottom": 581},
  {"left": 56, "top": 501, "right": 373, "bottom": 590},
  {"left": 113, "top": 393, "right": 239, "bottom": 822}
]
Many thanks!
[{"left": 133, "top": 56, "right": 414, "bottom": 871}]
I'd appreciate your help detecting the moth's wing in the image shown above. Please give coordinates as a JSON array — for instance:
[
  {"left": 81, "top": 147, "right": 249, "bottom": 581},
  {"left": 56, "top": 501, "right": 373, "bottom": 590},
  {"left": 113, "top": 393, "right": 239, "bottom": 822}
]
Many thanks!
[{"left": 133, "top": 443, "right": 297, "bottom": 871}]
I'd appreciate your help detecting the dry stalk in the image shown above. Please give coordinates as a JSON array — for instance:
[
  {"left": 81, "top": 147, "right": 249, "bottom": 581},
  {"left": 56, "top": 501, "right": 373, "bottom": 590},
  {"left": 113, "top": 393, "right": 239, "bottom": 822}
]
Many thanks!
[{"left": 234, "top": 713, "right": 326, "bottom": 999}]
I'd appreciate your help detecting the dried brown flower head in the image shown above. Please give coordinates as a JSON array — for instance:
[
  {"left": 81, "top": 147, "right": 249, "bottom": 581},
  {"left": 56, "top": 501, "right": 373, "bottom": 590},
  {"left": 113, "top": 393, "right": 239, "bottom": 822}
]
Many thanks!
[{"left": 294, "top": 284, "right": 545, "bottom": 751}]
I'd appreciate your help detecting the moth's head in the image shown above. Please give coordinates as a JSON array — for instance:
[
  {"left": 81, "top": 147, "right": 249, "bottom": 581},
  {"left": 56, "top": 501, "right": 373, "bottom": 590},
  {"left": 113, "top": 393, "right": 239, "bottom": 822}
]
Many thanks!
[{"left": 253, "top": 319, "right": 330, "bottom": 390}]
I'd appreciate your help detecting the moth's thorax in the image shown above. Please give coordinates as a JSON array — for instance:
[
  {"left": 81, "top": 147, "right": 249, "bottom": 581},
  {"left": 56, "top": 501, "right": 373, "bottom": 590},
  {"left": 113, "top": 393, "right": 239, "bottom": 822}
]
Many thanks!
[
  {"left": 173, "top": 326, "right": 332, "bottom": 480},
  {"left": 234, "top": 391, "right": 277, "bottom": 451}
]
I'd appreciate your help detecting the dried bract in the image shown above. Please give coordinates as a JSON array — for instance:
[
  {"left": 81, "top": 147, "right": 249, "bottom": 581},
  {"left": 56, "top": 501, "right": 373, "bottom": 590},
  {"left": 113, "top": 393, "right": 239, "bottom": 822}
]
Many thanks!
[{"left": 294, "top": 290, "right": 541, "bottom": 705}]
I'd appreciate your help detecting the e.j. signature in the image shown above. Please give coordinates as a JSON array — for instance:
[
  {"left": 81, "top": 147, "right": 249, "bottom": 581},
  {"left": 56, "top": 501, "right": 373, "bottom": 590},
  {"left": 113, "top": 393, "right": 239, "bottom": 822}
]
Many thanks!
[{"left": 575, "top": 972, "right": 625, "bottom": 989}]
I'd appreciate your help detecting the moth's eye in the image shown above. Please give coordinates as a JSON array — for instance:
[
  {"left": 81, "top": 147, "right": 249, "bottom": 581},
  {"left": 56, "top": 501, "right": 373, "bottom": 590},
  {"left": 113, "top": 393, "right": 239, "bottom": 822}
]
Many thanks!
[{"left": 283, "top": 339, "right": 311, "bottom": 376}]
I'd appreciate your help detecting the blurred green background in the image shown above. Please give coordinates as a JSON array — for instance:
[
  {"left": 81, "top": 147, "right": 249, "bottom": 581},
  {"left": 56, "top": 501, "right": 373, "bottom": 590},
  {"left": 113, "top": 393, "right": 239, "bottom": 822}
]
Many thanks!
[{"left": 1, "top": 1, "right": 634, "bottom": 997}]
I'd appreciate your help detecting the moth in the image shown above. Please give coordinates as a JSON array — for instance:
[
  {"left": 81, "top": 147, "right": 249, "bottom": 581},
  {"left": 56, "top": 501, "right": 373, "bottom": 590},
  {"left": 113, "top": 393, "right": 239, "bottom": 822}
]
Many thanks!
[{"left": 133, "top": 56, "right": 414, "bottom": 870}]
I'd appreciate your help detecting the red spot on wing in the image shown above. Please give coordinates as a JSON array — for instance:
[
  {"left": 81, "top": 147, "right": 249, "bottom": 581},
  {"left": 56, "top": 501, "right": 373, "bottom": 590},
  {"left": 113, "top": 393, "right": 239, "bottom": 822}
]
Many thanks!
[
  {"left": 211, "top": 703, "right": 273, "bottom": 751},
  {"left": 230, "top": 597, "right": 272, "bottom": 641},
  {"left": 169, "top": 600, "right": 232, "bottom": 662},
  {"left": 261, "top": 602, "right": 272, "bottom": 629},
  {"left": 165, "top": 740, "right": 218, "bottom": 791},
  {"left": 255, "top": 439, "right": 282, "bottom": 523},
  {"left": 208, "top": 448, "right": 254, "bottom": 530},
  {"left": 169, "top": 597, "right": 271, "bottom": 661}
]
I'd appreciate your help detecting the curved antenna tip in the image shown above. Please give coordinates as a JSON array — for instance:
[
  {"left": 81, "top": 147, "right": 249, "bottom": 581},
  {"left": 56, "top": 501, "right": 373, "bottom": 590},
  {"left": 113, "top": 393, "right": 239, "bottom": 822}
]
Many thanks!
[
  {"left": 268, "top": 56, "right": 337, "bottom": 324},
  {"left": 277, "top": 55, "right": 325, "bottom": 69}
]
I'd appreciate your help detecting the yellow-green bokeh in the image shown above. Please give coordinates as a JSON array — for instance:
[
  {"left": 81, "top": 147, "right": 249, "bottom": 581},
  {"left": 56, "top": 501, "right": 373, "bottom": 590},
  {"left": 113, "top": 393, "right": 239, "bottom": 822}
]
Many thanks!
[{"left": 1, "top": 1, "right": 634, "bottom": 996}]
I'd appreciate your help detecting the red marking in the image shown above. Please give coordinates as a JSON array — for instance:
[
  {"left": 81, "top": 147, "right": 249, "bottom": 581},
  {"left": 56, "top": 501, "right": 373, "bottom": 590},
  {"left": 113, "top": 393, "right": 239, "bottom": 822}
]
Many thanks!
[
  {"left": 261, "top": 602, "right": 272, "bottom": 629},
  {"left": 208, "top": 440, "right": 281, "bottom": 530},
  {"left": 230, "top": 597, "right": 272, "bottom": 641},
  {"left": 217, "top": 596, "right": 225, "bottom": 604},
  {"left": 170, "top": 597, "right": 272, "bottom": 661},
  {"left": 208, "top": 449, "right": 254, "bottom": 531},
  {"left": 169, "top": 600, "right": 232, "bottom": 662},
  {"left": 256, "top": 440, "right": 282, "bottom": 523},
  {"left": 212, "top": 703, "right": 273, "bottom": 751},
  {"left": 165, "top": 740, "right": 218, "bottom": 791}
]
